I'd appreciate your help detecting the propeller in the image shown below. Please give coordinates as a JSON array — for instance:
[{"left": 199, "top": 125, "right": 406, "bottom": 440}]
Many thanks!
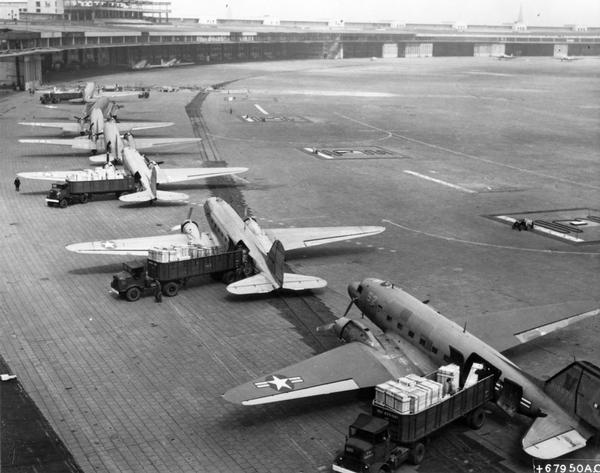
[{"left": 170, "top": 207, "right": 194, "bottom": 232}]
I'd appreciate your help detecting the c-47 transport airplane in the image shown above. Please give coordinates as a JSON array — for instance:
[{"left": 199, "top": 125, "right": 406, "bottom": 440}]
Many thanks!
[
  {"left": 223, "top": 277, "right": 600, "bottom": 459},
  {"left": 66, "top": 198, "right": 385, "bottom": 294},
  {"left": 19, "top": 117, "right": 199, "bottom": 164}
]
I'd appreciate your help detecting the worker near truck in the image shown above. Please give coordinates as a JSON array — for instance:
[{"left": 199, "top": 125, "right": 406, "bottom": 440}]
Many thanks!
[{"left": 14, "top": 176, "right": 21, "bottom": 192}]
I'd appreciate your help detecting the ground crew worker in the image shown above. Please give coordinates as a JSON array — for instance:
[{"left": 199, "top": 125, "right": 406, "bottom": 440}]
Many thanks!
[
  {"left": 154, "top": 280, "right": 162, "bottom": 303},
  {"left": 13, "top": 176, "right": 21, "bottom": 192}
]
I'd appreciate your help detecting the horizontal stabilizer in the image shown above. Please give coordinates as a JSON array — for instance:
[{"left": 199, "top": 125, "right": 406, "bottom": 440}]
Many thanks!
[
  {"left": 115, "top": 121, "right": 173, "bottom": 132},
  {"left": 226, "top": 274, "right": 277, "bottom": 295},
  {"left": 133, "top": 137, "right": 201, "bottom": 150},
  {"left": 282, "top": 273, "right": 327, "bottom": 291},
  {"left": 118, "top": 190, "right": 188, "bottom": 203},
  {"left": 522, "top": 415, "right": 589, "bottom": 459},
  {"left": 226, "top": 273, "right": 326, "bottom": 295}
]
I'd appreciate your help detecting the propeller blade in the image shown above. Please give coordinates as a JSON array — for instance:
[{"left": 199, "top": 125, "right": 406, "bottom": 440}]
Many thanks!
[
  {"left": 187, "top": 207, "right": 193, "bottom": 221},
  {"left": 342, "top": 298, "right": 356, "bottom": 318},
  {"left": 315, "top": 322, "right": 336, "bottom": 333}
]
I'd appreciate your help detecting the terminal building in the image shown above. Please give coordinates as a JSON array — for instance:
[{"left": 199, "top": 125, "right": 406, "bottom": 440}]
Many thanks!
[{"left": 0, "top": 1, "right": 598, "bottom": 89}]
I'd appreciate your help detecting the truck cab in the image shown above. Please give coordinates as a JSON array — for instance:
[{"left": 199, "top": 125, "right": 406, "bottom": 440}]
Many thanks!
[
  {"left": 333, "top": 414, "right": 408, "bottom": 473},
  {"left": 111, "top": 261, "right": 153, "bottom": 301},
  {"left": 46, "top": 183, "right": 70, "bottom": 208}
]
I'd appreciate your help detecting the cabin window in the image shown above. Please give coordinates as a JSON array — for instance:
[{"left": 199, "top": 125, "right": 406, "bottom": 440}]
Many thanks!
[
  {"left": 419, "top": 338, "right": 426, "bottom": 346},
  {"left": 386, "top": 314, "right": 392, "bottom": 321},
  {"left": 408, "top": 330, "right": 415, "bottom": 338},
  {"left": 396, "top": 322, "right": 403, "bottom": 331},
  {"left": 431, "top": 346, "right": 438, "bottom": 354}
]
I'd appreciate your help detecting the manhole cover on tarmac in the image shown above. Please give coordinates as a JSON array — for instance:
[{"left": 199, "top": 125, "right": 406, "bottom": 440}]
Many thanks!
[{"left": 300, "top": 146, "right": 408, "bottom": 160}]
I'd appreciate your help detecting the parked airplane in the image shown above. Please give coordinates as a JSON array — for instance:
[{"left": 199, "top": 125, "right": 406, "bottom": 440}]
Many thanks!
[
  {"left": 19, "top": 117, "right": 198, "bottom": 163},
  {"left": 496, "top": 53, "right": 516, "bottom": 60},
  {"left": 557, "top": 55, "right": 582, "bottom": 62},
  {"left": 18, "top": 145, "right": 247, "bottom": 203},
  {"left": 132, "top": 58, "right": 195, "bottom": 70},
  {"left": 66, "top": 197, "right": 385, "bottom": 294},
  {"left": 20, "top": 96, "right": 152, "bottom": 135},
  {"left": 223, "top": 277, "right": 599, "bottom": 459}
]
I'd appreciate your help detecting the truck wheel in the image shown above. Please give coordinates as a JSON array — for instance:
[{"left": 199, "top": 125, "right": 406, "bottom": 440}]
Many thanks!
[
  {"left": 125, "top": 287, "right": 142, "bottom": 302},
  {"left": 466, "top": 406, "right": 486, "bottom": 430},
  {"left": 162, "top": 281, "right": 179, "bottom": 297},
  {"left": 409, "top": 442, "right": 425, "bottom": 465},
  {"left": 221, "top": 270, "right": 237, "bottom": 285},
  {"left": 80, "top": 193, "right": 88, "bottom": 204},
  {"left": 59, "top": 198, "right": 68, "bottom": 208}
]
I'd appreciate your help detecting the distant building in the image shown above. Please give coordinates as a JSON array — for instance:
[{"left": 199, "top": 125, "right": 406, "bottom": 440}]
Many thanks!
[
  {"left": 27, "top": 0, "right": 63, "bottom": 14},
  {"left": 0, "top": 0, "right": 27, "bottom": 20},
  {"left": 25, "top": 0, "right": 170, "bottom": 22}
]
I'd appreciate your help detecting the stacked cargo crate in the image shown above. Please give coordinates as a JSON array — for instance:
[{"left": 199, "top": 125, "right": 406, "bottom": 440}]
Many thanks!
[{"left": 374, "top": 365, "right": 463, "bottom": 415}]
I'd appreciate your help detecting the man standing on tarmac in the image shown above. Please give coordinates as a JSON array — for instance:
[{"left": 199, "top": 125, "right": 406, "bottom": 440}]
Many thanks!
[
  {"left": 154, "top": 280, "right": 162, "bottom": 303},
  {"left": 14, "top": 176, "right": 21, "bottom": 192}
]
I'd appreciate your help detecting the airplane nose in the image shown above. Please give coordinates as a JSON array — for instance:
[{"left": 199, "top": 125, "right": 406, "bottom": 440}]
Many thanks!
[{"left": 347, "top": 281, "right": 361, "bottom": 299}]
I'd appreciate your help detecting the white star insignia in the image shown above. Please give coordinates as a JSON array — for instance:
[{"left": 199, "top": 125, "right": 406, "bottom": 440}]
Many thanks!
[{"left": 254, "top": 374, "right": 303, "bottom": 392}]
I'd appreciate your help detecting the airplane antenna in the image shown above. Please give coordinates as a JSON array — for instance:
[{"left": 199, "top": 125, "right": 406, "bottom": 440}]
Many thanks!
[{"left": 463, "top": 321, "right": 467, "bottom": 333}]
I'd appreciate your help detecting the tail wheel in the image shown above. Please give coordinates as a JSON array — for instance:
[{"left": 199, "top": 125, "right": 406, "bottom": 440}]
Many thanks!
[
  {"left": 466, "top": 406, "right": 486, "bottom": 430},
  {"left": 125, "top": 287, "right": 142, "bottom": 302},
  {"left": 162, "top": 281, "right": 179, "bottom": 297},
  {"left": 409, "top": 442, "right": 425, "bottom": 465}
]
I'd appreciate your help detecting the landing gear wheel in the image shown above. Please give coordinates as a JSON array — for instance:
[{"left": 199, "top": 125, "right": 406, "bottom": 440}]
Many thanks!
[
  {"left": 125, "top": 287, "right": 141, "bottom": 302},
  {"left": 409, "top": 442, "right": 425, "bottom": 465},
  {"left": 162, "top": 281, "right": 179, "bottom": 297},
  {"left": 59, "top": 198, "right": 68, "bottom": 208},
  {"left": 466, "top": 406, "right": 486, "bottom": 430}
]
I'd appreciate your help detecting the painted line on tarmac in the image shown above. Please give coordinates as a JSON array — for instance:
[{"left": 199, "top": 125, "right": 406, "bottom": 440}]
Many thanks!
[
  {"left": 336, "top": 113, "right": 600, "bottom": 191},
  {"left": 382, "top": 219, "right": 600, "bottom": 256},
  {"left": 404, "top": 170, "right": 476, "bottom": 194},
  {"left": 254, "top": 104, "right": 269, "bottom": 115}
]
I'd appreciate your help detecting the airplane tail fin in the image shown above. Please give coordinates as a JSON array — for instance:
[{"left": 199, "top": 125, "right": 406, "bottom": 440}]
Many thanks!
[
  {"left": 544, "top": 361, "right": 600, "bottom": 430},
  {"left": 266, "top": 240, "right": 285, "bottom": 288}
]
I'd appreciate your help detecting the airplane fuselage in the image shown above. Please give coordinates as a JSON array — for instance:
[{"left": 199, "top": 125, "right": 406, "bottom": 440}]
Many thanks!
[
  {"left": 350, "top": 278, "right": 581, "bottom": 428},
  {"left": 203, "top": 197, "right": 275, "bottom": 283}
]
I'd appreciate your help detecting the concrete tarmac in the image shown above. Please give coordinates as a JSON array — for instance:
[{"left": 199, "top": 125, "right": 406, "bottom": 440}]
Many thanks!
[{"left": 0, "top": 57, "right": 599, "bottom": 472}]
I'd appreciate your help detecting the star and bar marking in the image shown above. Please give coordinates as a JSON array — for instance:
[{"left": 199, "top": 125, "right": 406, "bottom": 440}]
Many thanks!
[{"left": 254, "top": 374, "right": 303, "bottom": 392}]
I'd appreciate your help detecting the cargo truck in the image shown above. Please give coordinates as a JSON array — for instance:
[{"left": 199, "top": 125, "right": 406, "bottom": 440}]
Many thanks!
[
  {"left": 46, "top": 176, "right": 137, "bottom": 207},
  {"left": 111, "top": 249, "right": 249, "bottom": 301},
  {"left": 332, "top": 370, "right": 495, "bottom": 473}
]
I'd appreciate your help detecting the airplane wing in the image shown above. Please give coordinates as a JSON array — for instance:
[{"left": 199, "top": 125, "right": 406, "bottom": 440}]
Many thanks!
[
  {"left": 19, "top": 138, "right": 97, "bottom": 150},
  {"left": 522, "top": 415, "right": 591, "bottom": 459},
  {"left": 132, "top": 137, "right": 202, "bottom": 150},
  {"left": 156, "top": 167, "right": 248, "bottom": 184},
  {"left": 264, "top": 226, "right": 386, "bottom": 251},
  {"left": 65, "top": 233, "right": 190, "bottom": 256},
  {"left": 19, "top": 121, "right": 82, "bottom": 134},
  {"left": 18, "top": 171, "right": 74, "bottom": 182},
  {"left": 114, "top": 122, "right": 174, "bottom": 133},
  {"left": 223, "top": 342, "right": 404, "bottom": 406},
  {"left": 457, "top": 301, "right": 600, "bottom": 352}
]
